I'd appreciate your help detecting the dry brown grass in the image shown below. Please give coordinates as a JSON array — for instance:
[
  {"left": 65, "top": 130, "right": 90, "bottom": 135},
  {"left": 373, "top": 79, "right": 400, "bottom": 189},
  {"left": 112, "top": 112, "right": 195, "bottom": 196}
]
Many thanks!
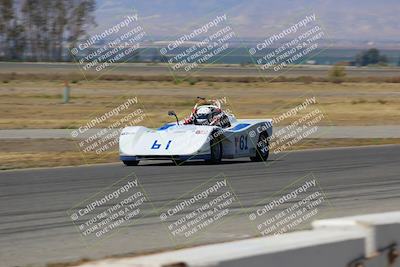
[
  {"left": 1, "top": 71, "right": 400, "bottom": 83},
  {"left": 0, "top": 139, "right": 117, "bottom": 170},
  {"left": 0, "top": 80, "right": 399, "bottom": 129}
]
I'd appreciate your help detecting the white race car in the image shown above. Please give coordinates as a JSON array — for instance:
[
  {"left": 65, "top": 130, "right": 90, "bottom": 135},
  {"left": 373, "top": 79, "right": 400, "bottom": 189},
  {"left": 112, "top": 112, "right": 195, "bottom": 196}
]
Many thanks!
[{"left": 119, "top": 98, "right": 273, "bottom": 166}]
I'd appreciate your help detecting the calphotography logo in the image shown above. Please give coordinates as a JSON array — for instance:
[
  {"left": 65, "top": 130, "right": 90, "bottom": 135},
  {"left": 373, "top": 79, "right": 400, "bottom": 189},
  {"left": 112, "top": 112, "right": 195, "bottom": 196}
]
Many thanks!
[
  {"left": 249, "top": 173, "right": 331, "bottom": 236},
  {"left": 261, "top": 93, "right": 333, "bottom": 162},
  {"left": 160, "top": 13, "right": 237, "bottom": 80},
  {"left": 158, "top": 174, "right": 240, "bottom": 243},
  {"left": 70, "top": 10, "right": 146, "bottom": 79},
  {"left": 67, "top": 175, "right": 149, "bottom": 244},
  {"left": 248, "top": 12, "right": 331, "bottom": 80},
  {"left": 70, "top": 97, "right": 147, "bottom": 158}
]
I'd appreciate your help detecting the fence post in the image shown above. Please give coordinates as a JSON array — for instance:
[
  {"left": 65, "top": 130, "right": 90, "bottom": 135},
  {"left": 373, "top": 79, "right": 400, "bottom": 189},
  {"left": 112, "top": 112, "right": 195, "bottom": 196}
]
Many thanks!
[{"left": 63, "top": 80, "right": 70, "bottom": 103}]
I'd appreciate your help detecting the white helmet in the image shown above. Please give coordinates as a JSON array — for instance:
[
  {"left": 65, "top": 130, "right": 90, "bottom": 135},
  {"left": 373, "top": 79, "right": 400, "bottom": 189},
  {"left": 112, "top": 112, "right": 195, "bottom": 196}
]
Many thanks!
[{"left": 195, "top": 106, "right": 215, "bottom": 125}]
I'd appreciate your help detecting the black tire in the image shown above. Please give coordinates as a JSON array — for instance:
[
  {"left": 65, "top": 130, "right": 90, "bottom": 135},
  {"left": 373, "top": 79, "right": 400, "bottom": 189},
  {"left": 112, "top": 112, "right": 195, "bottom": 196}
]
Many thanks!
[
  {"left": 250, "top": 131, "right": 269, "bottom": 162},
  {"left": 123, "top": 160, "right": 139, "bottom": 166},
  {"left": 206, "top": 134, "right": 223, "bottom": 164}
]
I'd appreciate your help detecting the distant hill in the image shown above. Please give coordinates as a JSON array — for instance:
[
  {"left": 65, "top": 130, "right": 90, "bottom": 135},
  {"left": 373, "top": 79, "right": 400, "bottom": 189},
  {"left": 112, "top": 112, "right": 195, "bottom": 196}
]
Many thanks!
[{"left": 94, "top": 0, "right": 400, "bottom": 44}]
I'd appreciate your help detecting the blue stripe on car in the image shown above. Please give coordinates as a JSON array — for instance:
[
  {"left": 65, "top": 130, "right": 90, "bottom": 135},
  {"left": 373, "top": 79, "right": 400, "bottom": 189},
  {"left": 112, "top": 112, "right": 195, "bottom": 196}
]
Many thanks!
[
  {"left": 229, "top": 123, "right": 251, "bottom": 131},
  {"left": 120, "top": 155, "right": 211, "bottom": 161},
  {"left": 178, "top": 154, "right": 211, "bottom": 160},
  {"left": 120, "top": 156, "right": 138, "bottom": 161},
  {"left": 157, "top": 123, "right": 175, "bottom": 131}
]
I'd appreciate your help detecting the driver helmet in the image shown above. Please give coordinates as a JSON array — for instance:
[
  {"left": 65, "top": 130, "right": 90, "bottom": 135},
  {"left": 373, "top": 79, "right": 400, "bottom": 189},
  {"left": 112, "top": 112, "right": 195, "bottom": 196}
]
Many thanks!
[
  {"left": 195, "top": 106, "right": 221, "bottom": 125},
  {"left": 195, "top": 106, "right": 212, "bottom": 125}
]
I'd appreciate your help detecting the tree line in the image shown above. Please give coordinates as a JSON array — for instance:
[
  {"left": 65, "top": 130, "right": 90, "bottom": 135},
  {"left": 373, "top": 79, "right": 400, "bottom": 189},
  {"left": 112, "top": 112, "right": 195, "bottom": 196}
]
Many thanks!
[
  {"left": 0, "top": 0, "right": 96, "bottom": 61},
  {"left": 355, "top": 48, "right": 388, "bottom": 66}
]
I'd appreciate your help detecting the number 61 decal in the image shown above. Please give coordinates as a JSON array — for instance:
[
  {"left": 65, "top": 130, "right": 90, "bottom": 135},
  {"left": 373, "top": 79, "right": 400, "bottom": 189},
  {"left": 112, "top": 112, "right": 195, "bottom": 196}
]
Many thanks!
[
  {"left": 151, "top": 140, "right": 172, "bottom": 150},
  {"left": 236, "top": 135, "right": 248, "bottom": 150}
]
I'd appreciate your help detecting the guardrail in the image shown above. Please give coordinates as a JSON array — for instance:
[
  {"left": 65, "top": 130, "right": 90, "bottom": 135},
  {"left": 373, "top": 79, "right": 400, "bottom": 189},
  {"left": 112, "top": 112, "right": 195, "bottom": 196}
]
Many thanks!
[{"left": 76, "top": 211, "right": 400, "bottom": 267}]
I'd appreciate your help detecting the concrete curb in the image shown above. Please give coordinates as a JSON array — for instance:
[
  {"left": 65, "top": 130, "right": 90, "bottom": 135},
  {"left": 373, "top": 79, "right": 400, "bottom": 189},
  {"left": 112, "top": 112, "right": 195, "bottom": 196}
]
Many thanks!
[{"left": 74, "top": 211, "right": 400, "bottom": 267}]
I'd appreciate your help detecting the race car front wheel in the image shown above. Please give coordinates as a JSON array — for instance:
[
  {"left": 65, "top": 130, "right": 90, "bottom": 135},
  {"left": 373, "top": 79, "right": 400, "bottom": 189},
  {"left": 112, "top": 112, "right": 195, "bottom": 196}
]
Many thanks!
[
  {"left": 123, "top": 160, "right": 140, "bottom": 166},
  {"left": 206, "top": 134, "right": 222, "bottom": 164},
  {"left": 250, "top": 131, "right": 269, "bottom": 162}
]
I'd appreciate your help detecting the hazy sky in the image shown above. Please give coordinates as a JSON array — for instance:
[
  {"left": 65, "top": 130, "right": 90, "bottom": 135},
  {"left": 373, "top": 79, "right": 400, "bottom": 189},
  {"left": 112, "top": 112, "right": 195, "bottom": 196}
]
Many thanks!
[{"left": 94, "top": 0, "right": 400, "bottom": 41}]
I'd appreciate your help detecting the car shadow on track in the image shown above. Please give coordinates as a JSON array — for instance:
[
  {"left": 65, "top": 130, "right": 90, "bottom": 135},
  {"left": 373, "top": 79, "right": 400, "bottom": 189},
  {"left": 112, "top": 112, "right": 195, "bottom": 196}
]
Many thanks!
[{"left": 132, "top": 159, "right": 281, "bottom": 167}]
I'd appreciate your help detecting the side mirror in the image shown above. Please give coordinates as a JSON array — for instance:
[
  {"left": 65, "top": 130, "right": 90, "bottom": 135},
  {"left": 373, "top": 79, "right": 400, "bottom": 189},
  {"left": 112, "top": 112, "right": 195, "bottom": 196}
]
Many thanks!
[{"left": 168, "top": 110, "right": 179, "bottom": 125}]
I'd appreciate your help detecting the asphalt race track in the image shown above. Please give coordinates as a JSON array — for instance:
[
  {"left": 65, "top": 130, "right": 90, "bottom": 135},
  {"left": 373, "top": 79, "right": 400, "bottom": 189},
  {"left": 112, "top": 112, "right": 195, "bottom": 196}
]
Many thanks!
[{"left": 1, "top": 145, "right": 399, "bottom": 267}]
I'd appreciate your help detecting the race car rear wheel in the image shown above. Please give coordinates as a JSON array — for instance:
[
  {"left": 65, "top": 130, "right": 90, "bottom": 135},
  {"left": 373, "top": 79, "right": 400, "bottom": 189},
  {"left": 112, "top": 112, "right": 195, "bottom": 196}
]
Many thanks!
[
  {"left": 250, "top": 131, "right": 269, "bottom": 162},
  {"left": 123, "top": 160, "right": 139, "bottom": 166},
  {"left": 206, "top": 134, "right": 222, "bottom": 164}
]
